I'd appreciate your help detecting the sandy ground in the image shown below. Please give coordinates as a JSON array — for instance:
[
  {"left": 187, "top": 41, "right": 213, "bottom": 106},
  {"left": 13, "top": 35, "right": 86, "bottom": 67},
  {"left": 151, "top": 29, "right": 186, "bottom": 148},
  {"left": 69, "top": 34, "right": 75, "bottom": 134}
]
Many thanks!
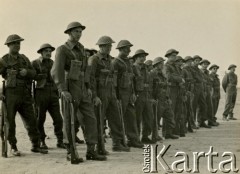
[{"left": 0, "top": 89, "right": 239, "bottom": 174}]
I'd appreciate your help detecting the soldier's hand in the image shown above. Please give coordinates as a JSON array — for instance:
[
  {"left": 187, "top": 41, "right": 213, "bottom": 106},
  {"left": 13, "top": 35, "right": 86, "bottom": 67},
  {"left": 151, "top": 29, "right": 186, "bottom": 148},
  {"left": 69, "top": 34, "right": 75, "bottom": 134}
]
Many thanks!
[
  {"left": 0, "top": 94, "right": 5, "bottom": 100},
  {"left": 93, "top": 97, "right": 101, "bottom": 106},
  {"left": 19, "top": 68, "right": 27, "bottom": 76},
  {"left": 150, "top": 99, "right": 157, "bottom": 104},
  {"left": 61, "top": 91, "right": 72, "bottom": 102},
  {"left": 130, "top": 94, "right": 137, "bottom": 104},
  {"left": 181, "top": 78, "right": 185, "bottom": 84},
  {"left": 87, "top": 89, "right": 92, "bottom": 98}
]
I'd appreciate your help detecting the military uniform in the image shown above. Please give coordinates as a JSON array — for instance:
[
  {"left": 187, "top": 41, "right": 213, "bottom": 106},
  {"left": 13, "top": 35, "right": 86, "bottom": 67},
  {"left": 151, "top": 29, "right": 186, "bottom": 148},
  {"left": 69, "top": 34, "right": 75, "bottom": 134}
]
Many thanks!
[
  {"left": 191, "top": 57, "right": 207, "bottom": 126},
  {"left": 209, "top": 65, "right": 220, "bottom": 120},
  {"left": 182, "top": 57, "right": 195, "bottom": 131},
  {"left": 222, "top": 65, "right": 238, "bottom": 119},
  {"left": 88, "top": 51, "right": 129, "bottom": 151},
  {"left": 0, "top": 34, "right": 47, "bottom": 155},
  {"left": 133, "top": 61, "right": 153, "bottom": 142},
  {"left": 112, "top": 57, "right": 140, "bottom": 143},
  {"left": 32, "top": 54, "right": 64, "bottom": 148},
  {"left": 150, "top": 57, "right": 177, "bottom": 139},
  {"left": 51, "top": 21, "right": 106, "bottom": 163}
]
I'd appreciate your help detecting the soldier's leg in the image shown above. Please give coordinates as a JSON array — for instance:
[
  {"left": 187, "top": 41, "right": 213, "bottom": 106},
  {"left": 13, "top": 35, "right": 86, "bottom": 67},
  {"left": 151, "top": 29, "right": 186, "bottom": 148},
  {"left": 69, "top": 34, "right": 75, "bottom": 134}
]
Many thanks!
[
  {"left": 135, "top": 96, "right": 144, "bottom": 135},
  {"left": 228, "top": 90, "right": 237, "bottom": 119},
  {"left": 18, "top": 93, "right": 48, "bottom": 153},
  {"left": 106, "top": 97, "right": 130, "bottom": 151},
  {"left": 223, "top": 90, "right": 233, "bottom": 118},
  {"left": 198, "top": 91, "right": 208, "bottom": 126},
  {"left": 142, "top": 100, "right": 154, "bottom": 140},
  {"left": 48, "top": 93, "right": 64, "bottom": 147},
  {"left": 35, "top": 91, "right": 48, "bottom": 145},
  {"left": 5, "top": 90, "right": 18, "bottom": 147},
  {"left": 192, "top": 86, "right": 201, "bottom": 121},
  {"left": 163, "top": 103, "right": 178, "bottom": 139},
  {"left": 79, "top": 95, "right": 107, "bottom": 161}
]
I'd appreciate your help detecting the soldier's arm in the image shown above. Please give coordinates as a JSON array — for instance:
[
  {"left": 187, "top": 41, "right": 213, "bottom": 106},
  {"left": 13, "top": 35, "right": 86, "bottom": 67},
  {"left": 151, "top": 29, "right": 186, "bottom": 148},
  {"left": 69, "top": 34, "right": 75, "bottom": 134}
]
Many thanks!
[
  {"left": 31, "top": 61, "right": 47, "bottom": 80},
  {"left": 0, "top": 58, "right": 7, "bottom": 77},
  {"left": 112, "top": 59, "right": 121, "bottom": 99},
  {"left": 51, "top": 47, "right": 67, "bottom": 92},
  {"left": 21, "top": 55, "right": 36, "bottom": 79},
  {"left": 88, "top": 56, "right": 98, "bottom": 98}
]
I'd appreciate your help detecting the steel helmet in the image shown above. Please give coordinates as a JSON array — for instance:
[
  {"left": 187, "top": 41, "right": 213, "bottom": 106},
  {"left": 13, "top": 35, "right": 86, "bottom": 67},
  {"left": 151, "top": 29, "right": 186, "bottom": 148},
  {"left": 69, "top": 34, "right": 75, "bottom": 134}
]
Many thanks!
[
  {"left": 200, "top": 59, "right": 210, "bottom": 65},
  {"left": 175, "top": 56, "right": 184, "bottom": 62},
  {"left": 96, "top": 36, "right": 115, "bottom": 45},
  {"left": 209, "top": 64, "right": 219, "bottom": 70},
  {"left": 4, "top": 34, "right": 24, "bottom": 45},
  {"left": 116, "top": 40, "right": 133, "bottom": 49},
  {"left": 64, "top": 22, "right": 86, "bottom": 34},
  {"left": 184, "top": 56, "right": 193, "bottom": 62},
  {"left": 228, "top": 64, "right": 237, "bottom": 70},
  {"left": 145, "top": 60, "right": 153, "bottom": 66},
  {"left": 153, "top": 57, "right": 165, "bottom": 66},
  {"left": 37, "top": 43, "right": 55, "bottom": 53},
  {"left": 192, "top": 55, "right": 203, "bottom": 61},
  {"left": 132, "top": 49, "right": 149, "bottom": 58},
  {"left": 165, "top": 49, "right": 179, "bottom": 57}
]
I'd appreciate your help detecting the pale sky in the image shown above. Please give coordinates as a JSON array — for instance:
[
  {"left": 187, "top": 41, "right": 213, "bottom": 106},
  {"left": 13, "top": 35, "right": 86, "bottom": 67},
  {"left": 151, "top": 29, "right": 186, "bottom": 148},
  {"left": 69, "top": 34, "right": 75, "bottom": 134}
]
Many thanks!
[{"left": 0, "top": 0, "right": 239, "bottom": 83}]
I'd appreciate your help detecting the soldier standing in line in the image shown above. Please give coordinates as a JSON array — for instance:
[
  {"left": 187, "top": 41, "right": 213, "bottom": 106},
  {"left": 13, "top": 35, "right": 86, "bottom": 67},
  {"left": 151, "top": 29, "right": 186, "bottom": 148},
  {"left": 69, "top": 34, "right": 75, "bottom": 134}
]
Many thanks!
[
  {"left": 173, "top": 56, "right": 187, "bottom": 137},
  {"left": 51, "top": 22, "right": 107, "bottom": 164},
  {"left": 88, "top": 36, "right": 130, "bottom": 153},
  {"left": 163, "top": 49, "right": 184, "bottom": 120},
  {"left": 132, "top": 49, "right": 156, "bottom": 143},
  {"left": 209, "top": 64, "right": 221, "bottom": 122},
  {"left": 0, "top": 34, "right": 48, "bottom": 156},
  {"left": 182, "top": 56, "right": 195, "bottom": 132},
  {"left": 144, "top": 60, "right": 153, "bottom": 72},
  {"left": 191, "top": 55, "right": 210, "bottom": 128},
  {"left": 112, "top": 40, "right": 143, "bottom": 148},
  {"left": 199, "top": 59, "right": 219, "bottom": 127},
  {"left": 222, "top": 64, "right": 238, "bottom": 120},
  {"left": 32, "top": 43, "right": 65, "bottom": 149},
  {"left": 150, "top": 57, "right": 178, "bottom": 139}
]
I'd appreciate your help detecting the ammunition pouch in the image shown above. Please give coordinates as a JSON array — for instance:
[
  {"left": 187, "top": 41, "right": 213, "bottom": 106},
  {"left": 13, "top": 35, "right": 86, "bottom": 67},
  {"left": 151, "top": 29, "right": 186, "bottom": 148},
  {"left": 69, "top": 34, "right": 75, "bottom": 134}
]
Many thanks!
[
  {"left": 6, "top": 69, "right": 18, "bottom": 88},
  {"left": 68, "top": 60, "right": 83, "bottom": 80},
  {"left": 135, "top": 76, "right": 144, "bottom": 91},
  {"left": 120, "top": 72, "right": 133, "bottom": 89}
]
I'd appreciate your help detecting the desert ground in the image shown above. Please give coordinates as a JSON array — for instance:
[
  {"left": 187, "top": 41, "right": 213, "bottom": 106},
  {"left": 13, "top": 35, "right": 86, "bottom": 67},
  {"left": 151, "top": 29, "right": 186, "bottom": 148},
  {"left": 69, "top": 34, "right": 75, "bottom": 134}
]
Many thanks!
[{"left": 0, "top": 89, "right": 239, "bottom": 174}]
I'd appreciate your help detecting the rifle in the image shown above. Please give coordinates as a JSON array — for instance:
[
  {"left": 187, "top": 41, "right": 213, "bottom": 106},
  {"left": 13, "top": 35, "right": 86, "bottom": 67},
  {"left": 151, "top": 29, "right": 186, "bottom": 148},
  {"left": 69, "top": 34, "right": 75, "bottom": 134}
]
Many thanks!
[
  {"left": 61, "top": 95, "right": 80, "bottom": 164},
  {"left": 117, "top": 100, "right": 127, "bottom": 146},
  {"left": 95, "top": 103, "right": 105, "bottom": 154},
  {"left": 152, "top": 100, "right": 159, "bottom": 142},
  {"left": 0, "top": 81, "right": 8, "bottom": 157}
]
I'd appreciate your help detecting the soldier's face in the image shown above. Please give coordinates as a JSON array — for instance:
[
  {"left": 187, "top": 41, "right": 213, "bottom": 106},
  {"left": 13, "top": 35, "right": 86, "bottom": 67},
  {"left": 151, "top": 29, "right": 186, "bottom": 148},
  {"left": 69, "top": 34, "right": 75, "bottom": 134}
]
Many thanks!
[
  {"left": 230, "top": 67, "right": 236, "bottom": 72},
  {"left": 157, "top": 62, "right": 164, "bottom": 70},
  {"left": 193, "top": 59, "right": 201, "bottom": 65},
  {"left": 85, "top": 51, "right": 91, "bottom": 58},
  {"left": 201, "top": 63, "right": 209, "bottom": 69},
  {"left": 69, "top": 27, "right": 82, "bottom": 42},
  {"left": 41, "top": 48, "right": 52, "bottom": 59},
  {"left": 8, "top": 41, "right": 21, "bottom": 53},
  {"left": 138, "top": 55, "right": 146, "bottom": 64},
  {"left": 169, "top": 53, "right": 177, "bottom": 59},
  {"left": 100, "top": 44, "right": 112, "bottom": 55},
  {"left": 120, "top": 47, "right": 131, "bottom": 56},
  {"left": 211, "top": 68, "right": 218, "bottom": 73}
]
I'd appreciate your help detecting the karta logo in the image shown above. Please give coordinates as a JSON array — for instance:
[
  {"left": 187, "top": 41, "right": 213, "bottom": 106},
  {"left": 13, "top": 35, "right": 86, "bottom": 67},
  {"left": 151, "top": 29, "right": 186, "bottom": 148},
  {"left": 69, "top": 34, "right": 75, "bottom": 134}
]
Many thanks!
[{"left": 142, "top": 144, "right": 239, "bottom": 173}]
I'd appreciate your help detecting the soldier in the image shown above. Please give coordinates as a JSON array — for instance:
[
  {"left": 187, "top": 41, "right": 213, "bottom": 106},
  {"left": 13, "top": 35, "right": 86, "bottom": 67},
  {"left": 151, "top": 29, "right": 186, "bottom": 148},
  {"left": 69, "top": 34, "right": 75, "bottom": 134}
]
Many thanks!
[
  {"left": 88, "top": 36, "right": 130, "bottom": 152},
  {"left": 132, "top": 49, "right": 155, "bottom": 143},
  {"left": 173, "top": 56, "right": 187, "bottom": 137},
  {"left": 51, "top": 22, "right": 106, "bottom": 164},
  {"left": 150, "top": 57, "right": 178, "bottom": 139},
  {"left": 0, "top": 34, "right": 48, "bottom": 156},
  {"left": 191, "top": 56, "right": 210, "bottom": 128},
  {"left": 182, "top": 56, "right": 195, "bottom": 132},
  {"left": 163, "top": 49, "right": 184, "bottom": 118},
  {"left": 222, "top": 64, "right": 238, "bottom": 120},
  {"left": 144, "top": 60, "right": 153, "bottom": 72},
  {"left": 199, "top": 59, "right": 219, "bottom": 127},
  {"left": 112, "top": 40, "right": 143, "bottom": 148},
  {"left": 209, "top": 64, "right": 220, "bottom": 122},
  {"left": 32, "top": 43, "right": 65, "bottom": 149},
  {"left": 129, "top": 56, "right": 135, "bottom": 66}
]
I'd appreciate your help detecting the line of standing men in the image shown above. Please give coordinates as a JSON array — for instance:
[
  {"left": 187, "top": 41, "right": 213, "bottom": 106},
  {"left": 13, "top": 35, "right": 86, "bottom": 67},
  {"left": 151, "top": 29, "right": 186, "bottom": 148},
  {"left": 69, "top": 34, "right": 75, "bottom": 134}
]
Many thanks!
[{"left": 0, "top": 21, "right": 238, "bottom": 165}]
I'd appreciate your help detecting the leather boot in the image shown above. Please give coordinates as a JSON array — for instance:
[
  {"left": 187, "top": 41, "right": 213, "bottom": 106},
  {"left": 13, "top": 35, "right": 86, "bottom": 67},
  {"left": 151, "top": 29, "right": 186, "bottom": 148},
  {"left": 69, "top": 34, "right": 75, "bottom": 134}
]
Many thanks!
[
  {"left": 11, "top": 144, "right": 21, "bottom": 156},
  {"left": 112, "top": 140, "right": 130, "bottom": 152},
  {"left": 40, "top": 140, "right": 48, "bottom": 149},
  {"left": 86, "top": 144, "right": 107, "bottom": 161}
]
